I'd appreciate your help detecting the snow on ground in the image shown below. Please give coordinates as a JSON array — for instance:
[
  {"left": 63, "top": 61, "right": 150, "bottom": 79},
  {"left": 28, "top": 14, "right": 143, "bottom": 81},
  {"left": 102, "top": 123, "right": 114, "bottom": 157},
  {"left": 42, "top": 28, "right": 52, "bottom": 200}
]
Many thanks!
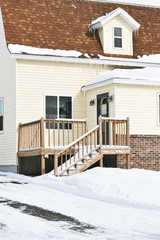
[
  {"left": 0, "top": 168, "right": 160, "bottom": 239},
  {"left": 89, "top": 0, "right": 160, "bottom": 7}
]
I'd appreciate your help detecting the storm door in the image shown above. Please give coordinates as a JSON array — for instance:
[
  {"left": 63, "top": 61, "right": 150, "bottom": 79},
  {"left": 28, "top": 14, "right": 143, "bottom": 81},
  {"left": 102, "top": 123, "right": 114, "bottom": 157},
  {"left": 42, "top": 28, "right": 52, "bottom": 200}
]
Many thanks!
[{"left": 97, "top": 93, "right": 109, "bottom": 145}]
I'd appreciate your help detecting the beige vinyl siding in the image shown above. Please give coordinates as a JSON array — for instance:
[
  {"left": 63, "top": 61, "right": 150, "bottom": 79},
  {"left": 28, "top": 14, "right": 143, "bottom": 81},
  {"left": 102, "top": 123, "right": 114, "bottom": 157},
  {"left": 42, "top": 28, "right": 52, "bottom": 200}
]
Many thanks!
[
  {"left": 16, "top": 60, "right": 111, "bottom": 126},
  {"left": 0, "top": 12, "right": 16, "bottom": 166},
  {"left": 103, "top": 16, "right": 133, "bottom": 55},
  {"left": 85, "top": 85, "right": 115, "bottom": 130},
  {"left": 115, "top": 84, "right": 160, "bottom": 135}
]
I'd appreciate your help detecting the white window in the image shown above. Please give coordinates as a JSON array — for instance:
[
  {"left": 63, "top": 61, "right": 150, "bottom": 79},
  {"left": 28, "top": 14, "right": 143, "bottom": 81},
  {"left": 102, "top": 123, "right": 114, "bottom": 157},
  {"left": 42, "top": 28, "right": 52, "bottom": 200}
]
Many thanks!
[
  {"left": 45, "top": 96, "right": 72, "bottom": 120},
  {"left": 114, "top": 27, "right": 122, "bottom": 48},
  {"left": 0, "top": 99, "right": 4, "bottom": 132}
]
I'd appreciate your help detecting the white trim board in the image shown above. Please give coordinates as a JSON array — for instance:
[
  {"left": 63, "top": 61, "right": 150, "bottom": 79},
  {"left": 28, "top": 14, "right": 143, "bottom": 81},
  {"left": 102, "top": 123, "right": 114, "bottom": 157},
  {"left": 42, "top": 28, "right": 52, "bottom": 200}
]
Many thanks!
[
  {"left": 82, "top": 77, "right": 160, "bottom": 91},
  {"left": 10, "top": 53, "right": 160, "bottom": 68}
]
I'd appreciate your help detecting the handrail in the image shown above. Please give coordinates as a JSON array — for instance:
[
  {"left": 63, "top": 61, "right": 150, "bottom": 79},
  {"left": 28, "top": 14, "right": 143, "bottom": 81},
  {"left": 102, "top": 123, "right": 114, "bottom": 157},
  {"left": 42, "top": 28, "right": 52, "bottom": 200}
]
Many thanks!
[
  {"left": 57, "top": 125, "right": 99, "bottom": 157},
  {"left": 54, "top": 125, "right": 100, "bottom": 176}
]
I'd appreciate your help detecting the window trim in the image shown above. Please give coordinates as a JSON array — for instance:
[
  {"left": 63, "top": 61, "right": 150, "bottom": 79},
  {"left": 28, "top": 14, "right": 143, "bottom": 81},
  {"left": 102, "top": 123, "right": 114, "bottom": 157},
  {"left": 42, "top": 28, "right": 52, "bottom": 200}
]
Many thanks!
[
  {"left": 44, "top": 94, "right": 73, "bottom": 120},
  {"left": 0, "top": 98, "right": 4, "bottom": 133},
  {"left": 113, "top": 26, "right": 123, "bottom": 49}
]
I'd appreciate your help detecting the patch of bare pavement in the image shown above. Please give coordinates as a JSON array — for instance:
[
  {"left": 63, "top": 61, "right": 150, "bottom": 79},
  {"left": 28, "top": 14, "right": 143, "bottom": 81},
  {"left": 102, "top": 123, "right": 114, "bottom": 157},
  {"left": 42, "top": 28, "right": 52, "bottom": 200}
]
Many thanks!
[
  {"left": 0, "top": 177, "right": 105, "bottom": 235},
  {"left": 0, "top": 197, "right": 98, "bottom": 233}
]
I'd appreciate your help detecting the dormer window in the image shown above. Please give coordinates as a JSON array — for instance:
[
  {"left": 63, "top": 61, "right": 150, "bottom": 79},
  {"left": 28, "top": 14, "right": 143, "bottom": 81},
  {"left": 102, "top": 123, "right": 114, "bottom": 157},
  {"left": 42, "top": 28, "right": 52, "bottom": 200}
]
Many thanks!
[
  {"left": 89, "top": 8, "right": 140, "bottom": 56},
  {"left": 114, "top": 27, "right": 122, "bottom": 48}
]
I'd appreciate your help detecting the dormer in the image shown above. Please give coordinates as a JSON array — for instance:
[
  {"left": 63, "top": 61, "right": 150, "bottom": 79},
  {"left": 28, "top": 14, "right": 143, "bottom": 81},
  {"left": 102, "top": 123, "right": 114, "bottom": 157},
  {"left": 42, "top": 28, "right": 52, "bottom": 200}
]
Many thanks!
[{"left": 89, "top": 8, "right": 140, "bottom": 56}]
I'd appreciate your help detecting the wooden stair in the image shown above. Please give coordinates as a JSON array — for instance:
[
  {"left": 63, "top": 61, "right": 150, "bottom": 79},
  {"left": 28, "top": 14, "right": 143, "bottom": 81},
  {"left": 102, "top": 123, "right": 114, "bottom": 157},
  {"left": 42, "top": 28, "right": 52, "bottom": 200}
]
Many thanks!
[
  {"left": 57, "top": 149, "right": 103, "bottom": 177},
  {"left": 54, "top": 125, "right": 102, "bottom": 177}
]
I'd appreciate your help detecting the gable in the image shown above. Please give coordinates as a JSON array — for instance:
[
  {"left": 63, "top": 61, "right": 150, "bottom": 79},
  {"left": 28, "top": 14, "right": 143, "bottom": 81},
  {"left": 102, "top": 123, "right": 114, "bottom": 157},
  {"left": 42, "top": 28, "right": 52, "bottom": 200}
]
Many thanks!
[{"left": 0, "top": 0, "right": 160, "bottom": 59}]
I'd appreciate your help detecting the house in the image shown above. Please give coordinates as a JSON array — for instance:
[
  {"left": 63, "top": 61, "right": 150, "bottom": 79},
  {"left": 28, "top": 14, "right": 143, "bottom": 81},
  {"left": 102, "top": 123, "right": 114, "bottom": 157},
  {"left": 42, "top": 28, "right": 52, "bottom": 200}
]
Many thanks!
[{"left": 0, "top": 0, "right": 160, "bottom": 176}]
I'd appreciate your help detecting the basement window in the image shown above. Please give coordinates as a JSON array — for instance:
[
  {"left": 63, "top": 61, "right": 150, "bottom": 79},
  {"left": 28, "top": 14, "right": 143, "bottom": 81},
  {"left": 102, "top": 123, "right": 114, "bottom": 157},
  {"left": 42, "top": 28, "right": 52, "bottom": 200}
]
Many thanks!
[
  {"left": 114, "top": 27, "right": 122, "bottom": 48},
  {"left": 0, "top": 99, "right": 4, "bottom": 132}
]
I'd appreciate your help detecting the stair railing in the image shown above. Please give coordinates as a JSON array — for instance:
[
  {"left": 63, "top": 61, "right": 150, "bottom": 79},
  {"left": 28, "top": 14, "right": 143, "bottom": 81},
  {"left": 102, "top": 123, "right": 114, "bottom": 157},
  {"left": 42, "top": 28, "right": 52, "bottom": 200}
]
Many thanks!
[{"left": 54, "top": 125, "right": 100, "bottom": 176}]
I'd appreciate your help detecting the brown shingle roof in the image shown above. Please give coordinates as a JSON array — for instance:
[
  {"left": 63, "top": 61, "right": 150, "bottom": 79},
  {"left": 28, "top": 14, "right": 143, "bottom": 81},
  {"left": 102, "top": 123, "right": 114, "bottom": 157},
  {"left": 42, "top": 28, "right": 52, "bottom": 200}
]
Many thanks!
[{"left": 0, "top": 0, "right": 160, "bottom": 58}]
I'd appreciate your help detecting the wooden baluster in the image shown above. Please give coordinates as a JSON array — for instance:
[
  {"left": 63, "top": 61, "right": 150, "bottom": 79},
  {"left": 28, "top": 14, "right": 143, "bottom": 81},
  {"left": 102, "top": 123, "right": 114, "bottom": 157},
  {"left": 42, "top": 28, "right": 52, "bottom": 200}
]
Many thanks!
[
  {"left": 78, "top": 141, "right": 80, "bottom": 159},
  {"left": 65, "top": 150, "right": 67, "bottom": 168},
  {"left": 69, "top": 148, "right": 71, "bottom": 165},
  {"left": 68, "top": 121, "right": 69, "bottom": 145},
  {"left": 53, "top": 121, "right": 55, "bottom": 147},
  {"left": 90, "top": 133, "right": 92, "bottom": 151},
  {"left": 40, "top": 118, "right": 44, "bottom": 148},
  {"left": 99, "top": 116, "right": 102, "bottom": 151},
  {"left": 58, "top": 121, "right": 60, "bottom": 146},
  {"left": 82, "top": 138, "right": 84, "bottom": 156},
  {"left": 63, "top": 122, "right": 65, "bottom": 146},
  {"left": 104, "top": 120, "right": 106, "bottom": 146},
  {"left": 72, "top": 122, "right": 74, "bottom": 142},
  {"left": 126, "top": 118, "right": 130, "bottom": 146},
  {"left": 61, "top": 155, "right": 63, "bottom": 171},
  {"left": 48, "top": 120, "right": 50, "bottom": 147}
]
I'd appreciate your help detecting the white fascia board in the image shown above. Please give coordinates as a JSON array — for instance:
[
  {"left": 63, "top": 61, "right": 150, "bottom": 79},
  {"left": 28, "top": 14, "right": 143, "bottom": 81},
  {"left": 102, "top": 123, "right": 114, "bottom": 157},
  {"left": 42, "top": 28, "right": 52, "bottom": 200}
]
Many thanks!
[
  {"left": 90, "top": 8, "right": 140, "bottom": 31},
  {"left": 82, "top": 77, "right": 160, "bottom": 91},
  {"left": 10, "top": 53, "right": 160, "bottom": 68}
]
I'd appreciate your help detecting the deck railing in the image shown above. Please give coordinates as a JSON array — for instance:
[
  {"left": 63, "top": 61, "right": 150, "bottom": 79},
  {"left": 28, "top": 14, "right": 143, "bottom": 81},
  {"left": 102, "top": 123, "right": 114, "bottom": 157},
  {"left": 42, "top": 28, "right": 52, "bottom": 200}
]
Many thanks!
[
  {"left": 18, "top": 118, "right": 87, "bottom": 150},
  {"left": 100, "top": 116, "right": 130, "bottom": 146}
]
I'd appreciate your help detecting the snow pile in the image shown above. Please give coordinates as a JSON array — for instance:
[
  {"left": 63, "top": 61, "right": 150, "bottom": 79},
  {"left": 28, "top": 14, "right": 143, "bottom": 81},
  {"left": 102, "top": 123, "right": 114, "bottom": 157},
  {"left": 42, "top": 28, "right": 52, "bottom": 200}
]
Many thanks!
[
  {"left": 88, "top": 67, "right": 160, "bottom": 85},
  {"left": 31, "top": 168, "right": 160, "bottom": 208},
  {"left": 89, "top": 0, "right": 160, "bottom": 7},
  {"left": 8, "top": 44, "right": 82, "bottom": 58},
  {"left": 1, "top": 168, "right": 160, "bottom": 239}
]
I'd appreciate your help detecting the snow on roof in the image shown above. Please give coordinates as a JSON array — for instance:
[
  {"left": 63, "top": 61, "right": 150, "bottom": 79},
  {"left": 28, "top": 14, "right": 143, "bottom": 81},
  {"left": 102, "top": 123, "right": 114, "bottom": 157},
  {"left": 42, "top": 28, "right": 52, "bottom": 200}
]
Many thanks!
[
  {"left": 138, "top": 54, "right": 160, "bottom": 63},
  {"left": 89, "top": 0, "right": 160, "bottom": 8},
  {"left": 81, "top": 66, "right": 160, "bottom": 91},
  {"left": 90, "top": 7, "right": 140, "bottom": 31},
  {"left": 90, "top": 67, "right": 160, "bottom": 85},
  {"left": 8, "top": 44, "right": 83, "bottom": 58}
]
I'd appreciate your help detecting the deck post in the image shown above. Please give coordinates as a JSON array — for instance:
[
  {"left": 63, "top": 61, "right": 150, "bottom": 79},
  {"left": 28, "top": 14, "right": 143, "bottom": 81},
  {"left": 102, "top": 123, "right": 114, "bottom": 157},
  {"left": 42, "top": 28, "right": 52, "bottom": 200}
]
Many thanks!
[
  {"left": 40, "top": 118, "right": 44, "bottom": 148},
  {"left": 99, "top": 115, "right": 102, "bottom": 151},
  {"left": 41, "top": 154, "right": 45, "bottom": 175},
  {"left": 126, "top": 117, "right": 130, "bottom": 146},
  {"left": 18, "top": 157, "right": 22, "bottom": 174},
  {"left": 126, "top": 154, "right": 131, "bottom": 169},
  {"left": 100, "top": 156, "right": 103, "bottom": 168},
  {"left": 54, "top": 152, "right": 58, "bottom": 176}
]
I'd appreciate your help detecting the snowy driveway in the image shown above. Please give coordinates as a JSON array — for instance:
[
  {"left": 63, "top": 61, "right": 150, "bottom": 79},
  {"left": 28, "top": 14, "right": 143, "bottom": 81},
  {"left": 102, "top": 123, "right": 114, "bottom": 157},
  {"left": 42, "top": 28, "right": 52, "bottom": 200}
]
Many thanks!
[{"left": 0, "top": 168, "right": 160, "bottom": 240}]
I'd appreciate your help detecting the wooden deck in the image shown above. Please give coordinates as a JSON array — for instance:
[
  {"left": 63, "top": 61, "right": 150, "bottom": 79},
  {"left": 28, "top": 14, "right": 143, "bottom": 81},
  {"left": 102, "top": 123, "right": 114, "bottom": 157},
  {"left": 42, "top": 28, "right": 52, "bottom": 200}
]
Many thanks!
[{"left": 18, "top": 117, "right": 131, "bottom": 176}]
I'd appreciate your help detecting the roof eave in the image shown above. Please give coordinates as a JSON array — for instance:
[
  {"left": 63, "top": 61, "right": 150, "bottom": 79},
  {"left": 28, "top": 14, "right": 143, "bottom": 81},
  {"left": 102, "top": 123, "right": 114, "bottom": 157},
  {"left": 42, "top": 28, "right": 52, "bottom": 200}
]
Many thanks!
[
  {"left": 10, "top": 53, "right": 160, "bottom": 68},
  {"left": 81, "top": 77, "right": 160, "bottom": 91}
]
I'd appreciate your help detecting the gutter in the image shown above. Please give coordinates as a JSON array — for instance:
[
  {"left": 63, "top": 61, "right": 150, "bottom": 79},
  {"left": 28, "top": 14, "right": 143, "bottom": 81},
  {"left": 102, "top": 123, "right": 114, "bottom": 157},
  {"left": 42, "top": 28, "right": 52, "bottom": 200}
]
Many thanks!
[{"left": 10, "top": 53, "right": 160, "bottom": 68}]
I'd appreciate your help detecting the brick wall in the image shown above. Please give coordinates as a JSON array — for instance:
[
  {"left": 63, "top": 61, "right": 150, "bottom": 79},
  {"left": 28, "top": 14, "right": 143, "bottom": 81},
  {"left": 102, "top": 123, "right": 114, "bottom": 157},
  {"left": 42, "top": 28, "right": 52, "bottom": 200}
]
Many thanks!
[{"left": 117, "top": 135, "right": 160, "bottom": 171}]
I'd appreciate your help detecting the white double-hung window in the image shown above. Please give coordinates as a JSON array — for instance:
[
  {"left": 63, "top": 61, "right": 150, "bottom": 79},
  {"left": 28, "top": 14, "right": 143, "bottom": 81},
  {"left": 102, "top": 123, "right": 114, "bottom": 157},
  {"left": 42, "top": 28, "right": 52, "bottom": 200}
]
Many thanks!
[
  {"left": 0, "top": 98, "right": 4, "bottom": 132},
  {"left": 114, "top": 27, "right": 122, "bottom": 48}
]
